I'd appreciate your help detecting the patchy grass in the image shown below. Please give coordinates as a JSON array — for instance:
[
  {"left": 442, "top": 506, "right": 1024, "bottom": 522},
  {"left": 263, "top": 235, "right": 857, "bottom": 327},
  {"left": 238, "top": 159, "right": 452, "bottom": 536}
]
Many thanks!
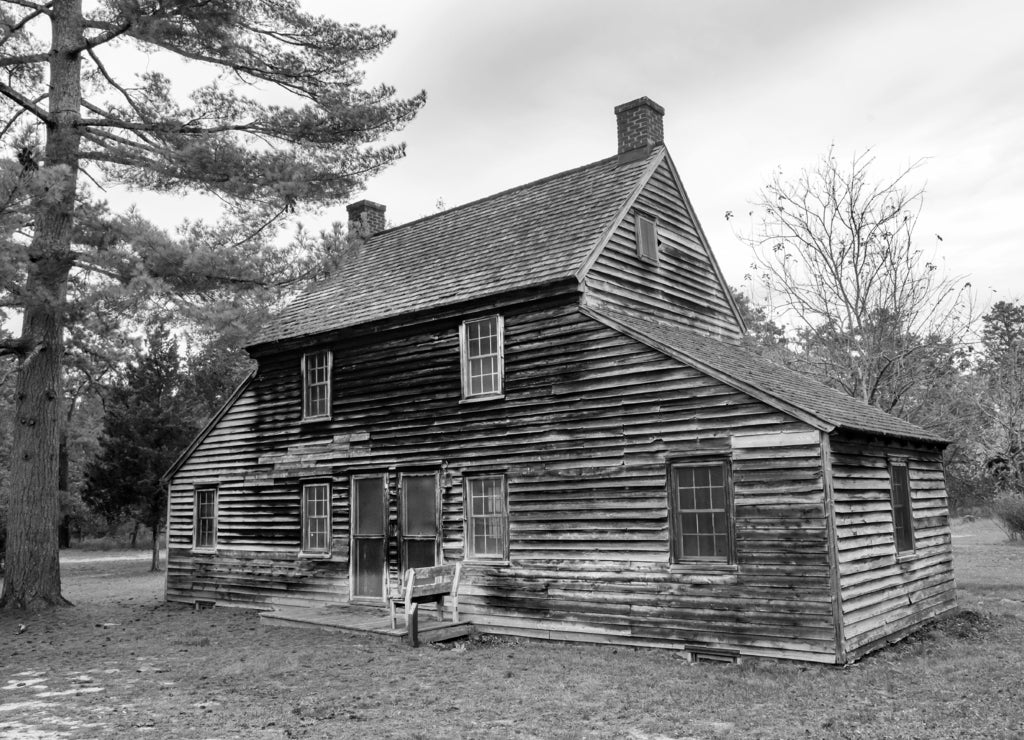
[{"left": 1, "top": 520, "right": 1022, "bottom": 739}]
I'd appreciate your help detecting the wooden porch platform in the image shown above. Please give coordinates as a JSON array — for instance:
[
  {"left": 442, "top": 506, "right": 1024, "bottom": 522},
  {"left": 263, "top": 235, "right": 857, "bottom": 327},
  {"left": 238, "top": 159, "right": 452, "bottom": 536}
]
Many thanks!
[{"left": 258, "top": 603, "right": 474, "bottom": 644}]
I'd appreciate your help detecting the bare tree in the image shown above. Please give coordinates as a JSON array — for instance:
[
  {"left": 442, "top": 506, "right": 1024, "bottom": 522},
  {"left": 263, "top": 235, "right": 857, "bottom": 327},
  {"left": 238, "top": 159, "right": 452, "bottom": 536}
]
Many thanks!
[{"left": 739, "top": 147, "right": 974, "bottom": 417}]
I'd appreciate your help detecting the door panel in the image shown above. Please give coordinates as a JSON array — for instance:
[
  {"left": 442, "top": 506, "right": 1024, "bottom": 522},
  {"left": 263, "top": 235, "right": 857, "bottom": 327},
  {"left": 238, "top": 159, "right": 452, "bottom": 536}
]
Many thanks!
[
  {"left": 400, "top": 473, "right": 438, "bottom": 574},
  {"left": 350, "top": 475, "right": 387, "bottom": 600}
]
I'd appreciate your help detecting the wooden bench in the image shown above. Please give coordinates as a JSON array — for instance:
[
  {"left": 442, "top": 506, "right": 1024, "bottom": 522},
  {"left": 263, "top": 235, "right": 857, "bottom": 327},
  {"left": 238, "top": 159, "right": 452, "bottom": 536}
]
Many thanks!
[{"left": 389, "top": 562, "right": 463, "bottom": 647}]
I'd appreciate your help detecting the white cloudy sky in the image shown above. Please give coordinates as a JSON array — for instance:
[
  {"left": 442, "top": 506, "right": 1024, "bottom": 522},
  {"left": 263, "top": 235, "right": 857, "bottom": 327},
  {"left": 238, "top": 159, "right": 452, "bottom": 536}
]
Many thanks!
[{"left": 290, "top": 0, "right": 1023, "bottom": 305}]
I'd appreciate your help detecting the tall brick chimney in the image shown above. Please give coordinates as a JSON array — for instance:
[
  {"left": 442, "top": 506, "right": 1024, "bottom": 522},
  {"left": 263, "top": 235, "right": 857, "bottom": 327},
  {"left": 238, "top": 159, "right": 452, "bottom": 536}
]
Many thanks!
[
  {"left": 615, "top": 97, "right": 665, "bottom": 163},
  {"left": 346, "top": 200, "right": 387, "bottom": 237}
]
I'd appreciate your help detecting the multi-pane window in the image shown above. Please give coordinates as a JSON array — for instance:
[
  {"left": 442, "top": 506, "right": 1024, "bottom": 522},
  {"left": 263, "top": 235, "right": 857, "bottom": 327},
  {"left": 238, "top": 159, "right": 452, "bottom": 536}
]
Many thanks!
[
  {"left": 889, "top": 462, "right": 915, "bottom": 553},
  {"left": 460, "top": 316, "right": 504, "bottom": 399},
  {"left": 194, "top": 487, "right": 217, "bottom": 549},
  {"left": 636, "top": 212, "right": 659, "bottom": 262},
  {"left": 465, "top": 475, "right": 508, "bottom": 560},
  {"left": 302, "top": 482, "right": 331, "bottom": 554},
  {"left": 669, "top": 461, "right": 732, "bottom": 563},
  {"left": 302, "top": 350, "right": 332, "bottom": 419}
]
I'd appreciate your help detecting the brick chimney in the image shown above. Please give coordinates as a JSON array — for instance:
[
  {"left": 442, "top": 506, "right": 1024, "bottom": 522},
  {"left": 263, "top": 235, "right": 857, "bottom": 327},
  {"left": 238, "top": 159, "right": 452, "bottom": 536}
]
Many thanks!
[
  {"left": 346, "top": 200, "right": 387, "bottom": 237},
  {"left": 615, "top": 97, "right": 665, "bottom": 163}
]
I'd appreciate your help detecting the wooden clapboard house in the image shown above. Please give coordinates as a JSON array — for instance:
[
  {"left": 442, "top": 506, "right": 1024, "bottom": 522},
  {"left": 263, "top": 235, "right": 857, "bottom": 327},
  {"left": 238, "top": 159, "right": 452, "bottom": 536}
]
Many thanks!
[{"left": 164, "top": 98, "right": 956, "bottom": 663}]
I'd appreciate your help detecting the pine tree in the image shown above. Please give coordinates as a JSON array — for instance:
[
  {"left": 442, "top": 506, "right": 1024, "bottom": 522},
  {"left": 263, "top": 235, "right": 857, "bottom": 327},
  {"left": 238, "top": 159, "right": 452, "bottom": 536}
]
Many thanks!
[
  {"left": 0, "top": 1, "right": 424, "bottom": 608},
  {"left": 83, "top": 324, "right": 194, "bottom": 571}
]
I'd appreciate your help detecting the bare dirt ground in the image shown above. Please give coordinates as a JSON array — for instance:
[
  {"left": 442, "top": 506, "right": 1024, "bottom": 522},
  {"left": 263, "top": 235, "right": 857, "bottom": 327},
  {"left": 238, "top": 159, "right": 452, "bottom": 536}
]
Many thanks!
[{"left": 1, "top": 520, "right": 1022, "bottom": 739}]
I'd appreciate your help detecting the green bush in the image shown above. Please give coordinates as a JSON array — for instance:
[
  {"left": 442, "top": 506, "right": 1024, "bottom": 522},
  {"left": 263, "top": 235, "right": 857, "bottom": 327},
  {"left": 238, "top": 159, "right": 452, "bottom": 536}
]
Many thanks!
[{"left": 993, "top": 494, "right": 1024, "bottom": 540}]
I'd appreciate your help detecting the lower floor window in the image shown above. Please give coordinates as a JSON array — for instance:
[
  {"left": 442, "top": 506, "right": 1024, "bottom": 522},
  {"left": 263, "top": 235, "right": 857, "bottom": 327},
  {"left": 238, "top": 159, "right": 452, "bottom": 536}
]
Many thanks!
[
  {"left": 466, "top": 475, "right": 508, "bottom": 560},
  {"left": 194, "top": 486, "right": 217, "bottom": 549},
  {"left": 889, "top": 462, "right": 915, "bottom": 553},
  {"left": 302, "top": 482, "right": 331, "bottom": 554},
  {"left": 669, "top": 460, "right": 733, "bottom": 563}
]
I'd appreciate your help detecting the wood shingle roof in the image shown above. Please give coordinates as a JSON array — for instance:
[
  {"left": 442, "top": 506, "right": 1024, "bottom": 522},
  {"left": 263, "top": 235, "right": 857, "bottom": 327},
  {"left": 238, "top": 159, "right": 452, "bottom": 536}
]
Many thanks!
[
  {"left": 253, "top": 150, "right": 661, "bottom": 347},
  {"left": 589, "top": 307, "right": 947, "bottom": 445}
]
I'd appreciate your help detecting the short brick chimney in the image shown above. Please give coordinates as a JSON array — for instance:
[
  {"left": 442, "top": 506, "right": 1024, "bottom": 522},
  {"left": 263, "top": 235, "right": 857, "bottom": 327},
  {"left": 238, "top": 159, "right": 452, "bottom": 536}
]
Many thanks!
[
  {"left": 346, "top": 200, "right": 387, "bottom": 237},
  {"left": 615, "top": 97, "right": 665, "bottom": 163}
]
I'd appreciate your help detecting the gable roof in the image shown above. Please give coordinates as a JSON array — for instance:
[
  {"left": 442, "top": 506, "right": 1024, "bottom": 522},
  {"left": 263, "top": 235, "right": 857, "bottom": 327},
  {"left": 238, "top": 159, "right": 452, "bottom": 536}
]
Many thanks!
[
  {"left": 587, "top": 307, "right": 947, "bottom": 445},
  {"left": 253, "top": 149, "right": 664, "bottom": 347}
]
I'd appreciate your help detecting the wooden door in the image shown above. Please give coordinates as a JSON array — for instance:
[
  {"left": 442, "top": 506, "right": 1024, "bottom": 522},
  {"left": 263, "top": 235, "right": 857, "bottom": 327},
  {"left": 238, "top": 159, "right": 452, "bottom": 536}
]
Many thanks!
[
  {"left": 350, "top": 474, "right": 387, "bottom": 600},
  {"left": 399, "top": 473, "right": 439, "bottom": 574}
]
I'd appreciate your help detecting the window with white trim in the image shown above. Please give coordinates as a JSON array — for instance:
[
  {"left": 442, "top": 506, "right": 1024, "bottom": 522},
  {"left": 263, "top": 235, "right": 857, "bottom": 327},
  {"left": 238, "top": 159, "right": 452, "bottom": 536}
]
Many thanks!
[
  {"left": 465, "top": 475, "right": 508, "bottom": 560},
  {"left": 669, "top": 460, "right": 733, "bottom": 563},
  {"left": 889, "top": 462, "right": 915, "bottom": 553},
  {"left": 194, "top": 486, "right": 217, "bottom": 550},
  {"left": 301, "top": 482, "right": 331, "bottom": 555},
  {"left": 635, "top": 212, "right": 659, "bottom": 262},
  {"left": 302, "top": 350, "right": 332, "bottom": 419},
  {"left": 460, "top": 316, "right": 504, "bottom": 399}
]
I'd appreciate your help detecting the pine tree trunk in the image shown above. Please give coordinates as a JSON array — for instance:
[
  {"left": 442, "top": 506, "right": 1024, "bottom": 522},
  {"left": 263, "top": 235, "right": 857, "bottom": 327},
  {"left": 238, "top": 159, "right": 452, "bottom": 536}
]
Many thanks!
[
  {"left": 0, "top": 0, "right": 82, "bottom": 610},
  {"left": 151, "top": 524, "right": 161, "bottom": 572}
]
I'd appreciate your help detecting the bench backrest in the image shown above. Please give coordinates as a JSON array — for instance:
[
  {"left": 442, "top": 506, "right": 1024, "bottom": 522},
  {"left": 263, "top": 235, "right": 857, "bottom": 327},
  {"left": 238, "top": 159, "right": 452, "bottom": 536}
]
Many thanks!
[{"left": 403, "top": 562, "right": 461, "bottom": 600}]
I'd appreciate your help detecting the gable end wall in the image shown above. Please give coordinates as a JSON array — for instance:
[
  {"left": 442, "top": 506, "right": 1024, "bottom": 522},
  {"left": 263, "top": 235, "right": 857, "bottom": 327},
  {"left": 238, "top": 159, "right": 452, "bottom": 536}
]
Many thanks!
[{"left": 583, "top": 159, "right": 742, "bottom": 339}]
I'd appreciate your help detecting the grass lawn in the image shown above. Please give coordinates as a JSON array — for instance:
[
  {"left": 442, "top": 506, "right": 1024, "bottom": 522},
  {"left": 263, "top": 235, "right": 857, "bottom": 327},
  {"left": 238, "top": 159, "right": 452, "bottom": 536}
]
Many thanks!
[{"left": 1, "top": 519, "right": 1022, "bottom": 739}]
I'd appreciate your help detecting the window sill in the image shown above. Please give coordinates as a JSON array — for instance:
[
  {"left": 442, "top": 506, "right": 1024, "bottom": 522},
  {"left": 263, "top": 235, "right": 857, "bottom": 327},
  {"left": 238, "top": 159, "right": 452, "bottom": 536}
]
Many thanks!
[
  {"left": 669, "top": 562, "right": 738, "bottom": 584},
  {"left": 463, "top": 558, "right": 509, "bottom": 567},
  {"left": 191, "top": 547, "right": 217, "bottom": 555},
  {"left": 301, "top": 415, "right": 331, "bottom": 423},
  {"left": 298, "top": 551, "right": 332, "bottom": 560},
  {"left": 895, "top": 549, "right": 919, "bottom": 564},
  {"left": 460, "top": 393, "right": 505, "bottom": 404}
]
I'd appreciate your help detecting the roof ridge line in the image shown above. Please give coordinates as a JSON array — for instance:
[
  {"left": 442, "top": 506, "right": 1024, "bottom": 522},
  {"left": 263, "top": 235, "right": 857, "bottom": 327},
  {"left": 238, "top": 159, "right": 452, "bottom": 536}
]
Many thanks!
[{"left": 363, "top": 151, "right": 625, "bottom": 239}]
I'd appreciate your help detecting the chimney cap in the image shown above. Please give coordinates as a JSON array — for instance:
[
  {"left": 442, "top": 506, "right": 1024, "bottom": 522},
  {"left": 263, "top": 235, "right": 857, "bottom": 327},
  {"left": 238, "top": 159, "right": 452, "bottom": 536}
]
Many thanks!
[
  {"left": 614, "top": 97, "right": 665, "bottom": 116},
  {"left": 346, "top": 199, "right": 386, "bottom": 216}
]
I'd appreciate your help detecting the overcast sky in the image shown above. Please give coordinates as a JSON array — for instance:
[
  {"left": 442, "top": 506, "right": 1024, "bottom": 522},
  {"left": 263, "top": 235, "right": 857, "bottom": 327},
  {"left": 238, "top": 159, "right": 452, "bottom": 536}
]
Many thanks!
[{"left": 289, "top": 0, "right": 1023, "bottom": 306}]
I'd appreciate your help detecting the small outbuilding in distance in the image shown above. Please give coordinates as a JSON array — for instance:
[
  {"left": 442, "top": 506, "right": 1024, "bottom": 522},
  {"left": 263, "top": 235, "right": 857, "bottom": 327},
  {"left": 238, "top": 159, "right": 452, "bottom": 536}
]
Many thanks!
[{"left": 164, "top": 98, "right": 956, "bottom": 663}]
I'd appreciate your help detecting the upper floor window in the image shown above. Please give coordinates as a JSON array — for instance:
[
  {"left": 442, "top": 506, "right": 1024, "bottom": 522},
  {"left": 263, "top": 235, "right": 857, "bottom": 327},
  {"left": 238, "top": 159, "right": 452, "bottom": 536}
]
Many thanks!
[
  {"left": 194, "top": 486, "right": 218, "bottom": 550},
  {"left": 460, "top": 316, "right": 504, "bottom": 399},
  {"left": 669, "top": 460, "right": 733, "bottom": 563},
  {"left": 301, "top": 482, "right": 332, "bottom": 555},
  {"left": 302, "top": 350, "right": 332, "bottom": 419},
  {"left": 465, "top": 475, "right": 509, "bottom": 560},
  {"left": 889, "top": 461, "right": 915, "bottom": 553},
  {"left": 635, "top": 212, "right": 659, "bottom": 262}
]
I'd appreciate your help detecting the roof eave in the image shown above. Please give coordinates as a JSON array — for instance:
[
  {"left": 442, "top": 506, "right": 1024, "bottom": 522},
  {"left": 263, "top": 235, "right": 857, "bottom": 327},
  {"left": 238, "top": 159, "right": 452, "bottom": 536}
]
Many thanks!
[{"left": 247, "top": 276, "right": 583, "bottom": 354}]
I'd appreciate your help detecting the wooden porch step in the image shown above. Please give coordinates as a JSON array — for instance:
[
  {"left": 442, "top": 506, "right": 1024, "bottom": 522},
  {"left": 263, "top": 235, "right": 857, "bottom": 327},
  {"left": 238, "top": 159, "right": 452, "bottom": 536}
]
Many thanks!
[{"left": 258, "top": 605, "right": 474, "bottom": 643}]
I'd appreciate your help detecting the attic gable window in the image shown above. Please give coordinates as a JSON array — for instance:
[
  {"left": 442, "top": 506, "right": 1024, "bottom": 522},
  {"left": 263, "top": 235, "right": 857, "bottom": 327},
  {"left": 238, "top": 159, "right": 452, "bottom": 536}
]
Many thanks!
[
  {"left": 635, "top": 212, "right": 659, "bottom": 262},
  {"left": 460, "top": 315, "right": 504, "bottom": 400},
  {"left": 302, "top": 349, "right": 332, "bottom": 420},
  {"left": 889, "top": 461, "right": 915, "bottom": 554}
]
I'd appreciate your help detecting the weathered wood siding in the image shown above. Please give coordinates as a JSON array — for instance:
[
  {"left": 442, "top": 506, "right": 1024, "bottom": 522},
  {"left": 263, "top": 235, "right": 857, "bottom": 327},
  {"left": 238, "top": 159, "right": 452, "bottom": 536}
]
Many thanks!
[
  {"left": 168, "top": 298, "right": 840, "bottom": 661},
  {"left": 583, "top": 159, "right": 742, "bottom": 339},
  {"left": 827, "top": 433, "right": 956, "bottom": 660}
]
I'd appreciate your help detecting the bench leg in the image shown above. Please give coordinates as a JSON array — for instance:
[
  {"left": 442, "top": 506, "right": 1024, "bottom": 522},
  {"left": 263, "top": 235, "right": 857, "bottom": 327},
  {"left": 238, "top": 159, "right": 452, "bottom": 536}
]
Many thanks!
[{"left": 408, "top": 603, "right": 419, "bottom": 648}]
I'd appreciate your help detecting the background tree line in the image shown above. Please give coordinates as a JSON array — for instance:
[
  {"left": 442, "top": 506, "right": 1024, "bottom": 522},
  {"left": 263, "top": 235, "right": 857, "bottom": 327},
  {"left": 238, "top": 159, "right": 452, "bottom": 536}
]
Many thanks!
[{"left": 733, "top": 148, "right": 1024, "bottom": 535}]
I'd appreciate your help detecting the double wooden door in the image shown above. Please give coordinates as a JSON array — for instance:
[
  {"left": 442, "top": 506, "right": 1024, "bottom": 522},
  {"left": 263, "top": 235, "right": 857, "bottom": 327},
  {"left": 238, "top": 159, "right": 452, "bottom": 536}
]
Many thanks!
[{"left": 349, "top": 472, "right": 439, "bottom": 601}]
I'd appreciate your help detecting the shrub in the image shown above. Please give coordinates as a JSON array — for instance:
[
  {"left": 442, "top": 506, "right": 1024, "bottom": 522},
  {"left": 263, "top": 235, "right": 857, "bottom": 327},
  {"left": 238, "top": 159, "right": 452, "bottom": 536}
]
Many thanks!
[{"left": 992, "top": 493, "right": 1024, "bottom": 540}]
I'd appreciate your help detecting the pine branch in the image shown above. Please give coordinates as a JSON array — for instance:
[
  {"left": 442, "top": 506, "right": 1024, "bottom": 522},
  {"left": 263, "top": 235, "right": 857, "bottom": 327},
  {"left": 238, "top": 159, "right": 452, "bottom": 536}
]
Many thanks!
[
  {"left": 0, "top": 336, "right": 34, "bottom": 357},
  {"left": 3, "top": 0, "right": 51, "bottom": 10},
  {"left": 0, "top": 78, "right": 51, "bottom": 122}
]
